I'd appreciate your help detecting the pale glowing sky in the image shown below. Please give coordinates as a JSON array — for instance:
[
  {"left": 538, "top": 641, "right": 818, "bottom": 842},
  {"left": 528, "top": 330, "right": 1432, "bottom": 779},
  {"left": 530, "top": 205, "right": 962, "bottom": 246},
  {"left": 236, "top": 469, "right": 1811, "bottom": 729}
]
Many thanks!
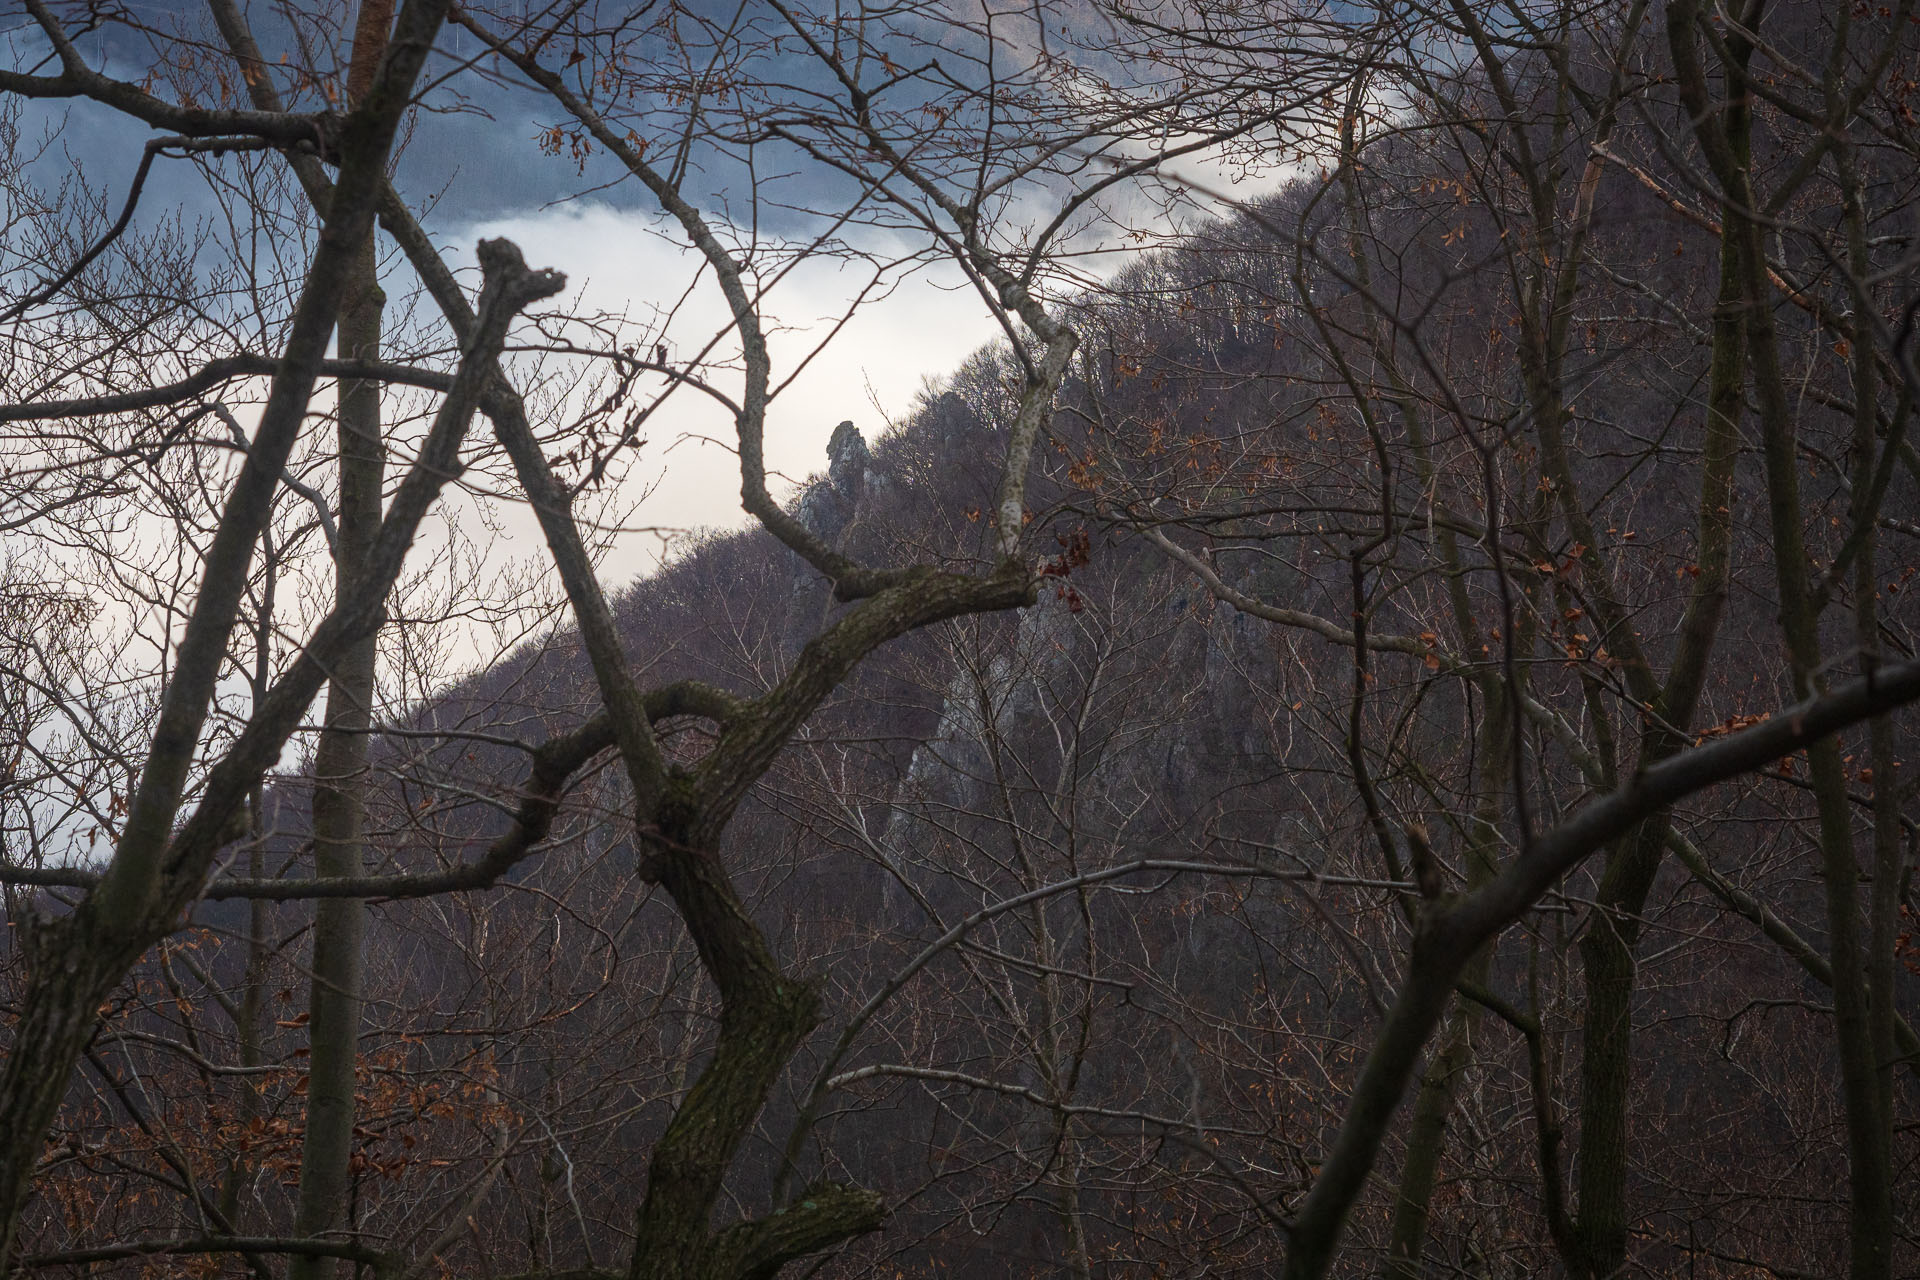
[
  {"left": 435, "top": 155, "right": 1307, "bottom": 583},
  {"left": 449, "top": 203, "right": 1006, "bottom": 579}
]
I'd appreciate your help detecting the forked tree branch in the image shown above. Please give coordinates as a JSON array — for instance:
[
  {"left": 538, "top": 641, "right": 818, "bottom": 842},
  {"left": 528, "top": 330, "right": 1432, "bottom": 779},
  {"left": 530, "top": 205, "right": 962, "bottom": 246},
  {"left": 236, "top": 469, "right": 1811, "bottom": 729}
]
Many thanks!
[{"left": 1281, "top": 652, "right": 1920, "bottom": 1276}]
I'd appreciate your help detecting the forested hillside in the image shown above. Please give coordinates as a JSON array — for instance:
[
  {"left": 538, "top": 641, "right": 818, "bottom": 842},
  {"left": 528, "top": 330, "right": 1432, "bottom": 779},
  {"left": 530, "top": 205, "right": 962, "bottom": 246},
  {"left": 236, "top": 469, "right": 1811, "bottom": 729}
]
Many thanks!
[{"left": 3, "top": 1, "right": 1918, "bottom": 1277}]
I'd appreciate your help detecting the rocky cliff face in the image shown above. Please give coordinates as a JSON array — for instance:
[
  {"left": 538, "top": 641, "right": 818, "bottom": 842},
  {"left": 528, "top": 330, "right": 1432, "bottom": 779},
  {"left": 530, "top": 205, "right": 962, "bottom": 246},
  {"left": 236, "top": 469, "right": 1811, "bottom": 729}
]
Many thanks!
[{"left": 794, "top": 419, "right": 873, "bottom": 548}]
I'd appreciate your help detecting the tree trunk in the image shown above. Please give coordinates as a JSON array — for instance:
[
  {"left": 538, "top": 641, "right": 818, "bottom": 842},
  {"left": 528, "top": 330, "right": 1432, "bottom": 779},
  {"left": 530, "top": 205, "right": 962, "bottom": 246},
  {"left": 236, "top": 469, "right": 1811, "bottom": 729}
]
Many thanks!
[
  {"left": 290, "top": 10, "right": 390, "bottom": 1259},
  {"left": 1381, "top": 712, "right": 1511, "bottom": 1278},
  {"left": 0, "top": 920, "right": 149, "bottom": 1266},
  {"left": 1381, "top": 1002, "right": 1475, "bottom": 1279},
  {"left": 1738, "top": 193, "right": 1892, "bottom": 1280},
  {"left": 221, "top": 785, "right": 273, "bottom": 1225}
]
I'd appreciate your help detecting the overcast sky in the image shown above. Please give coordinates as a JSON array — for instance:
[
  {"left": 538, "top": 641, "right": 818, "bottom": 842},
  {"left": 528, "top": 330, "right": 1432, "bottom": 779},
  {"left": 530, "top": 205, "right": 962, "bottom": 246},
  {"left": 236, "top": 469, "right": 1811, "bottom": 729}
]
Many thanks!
[{"left": 6, "top": 0, "right": 1311, "bottom": 591}]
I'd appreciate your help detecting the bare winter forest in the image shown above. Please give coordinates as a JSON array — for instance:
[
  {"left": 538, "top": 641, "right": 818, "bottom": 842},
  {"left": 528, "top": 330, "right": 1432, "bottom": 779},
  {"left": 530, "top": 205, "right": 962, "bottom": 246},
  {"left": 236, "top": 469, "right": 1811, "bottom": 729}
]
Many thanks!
[{"left": 2, "top": 0, "right": 1918, "bottom": 1276}]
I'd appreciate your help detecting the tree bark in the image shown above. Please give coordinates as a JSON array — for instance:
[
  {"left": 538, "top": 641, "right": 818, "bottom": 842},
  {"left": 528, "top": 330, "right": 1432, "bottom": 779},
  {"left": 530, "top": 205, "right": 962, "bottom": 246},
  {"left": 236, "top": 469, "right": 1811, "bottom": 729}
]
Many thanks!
[
  {"left": 1381, "top": 1003, "right": 1475, "bottom": 1279},
  {"left": 291, "top": 223, "right": 384, "bottom": 1280},
  {"left": 1566, "top": 112, "right": 1746, "bottom": 1279},
  {"left": 290, "top": 10, "right": 393, "bottom": 1272}
]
